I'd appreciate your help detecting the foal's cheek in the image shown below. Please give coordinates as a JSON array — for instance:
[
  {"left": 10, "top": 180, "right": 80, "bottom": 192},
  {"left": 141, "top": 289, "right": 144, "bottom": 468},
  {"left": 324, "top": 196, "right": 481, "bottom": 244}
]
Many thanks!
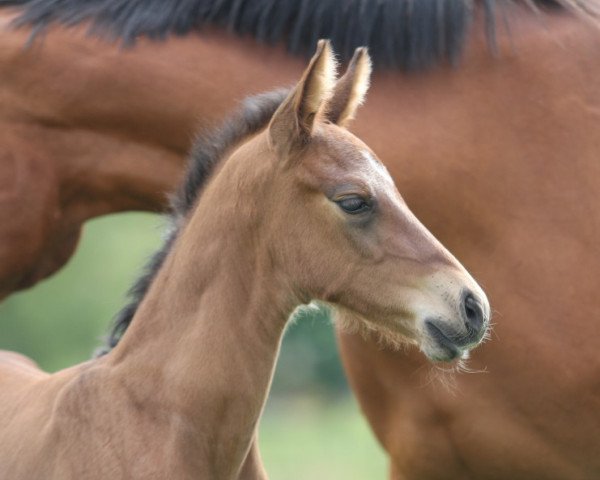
[{"left": 342, "top": 219, "right": 384, "bottom": 262}]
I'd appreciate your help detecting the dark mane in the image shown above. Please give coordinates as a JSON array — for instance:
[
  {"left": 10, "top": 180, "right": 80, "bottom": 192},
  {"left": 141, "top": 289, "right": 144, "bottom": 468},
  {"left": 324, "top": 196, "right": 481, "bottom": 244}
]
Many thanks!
[
  {"left": 95, "top": 89, "right": 288, "bottom": 355},
  {"left": 4, "top": 0, "right": 562, "bottom": 69}
]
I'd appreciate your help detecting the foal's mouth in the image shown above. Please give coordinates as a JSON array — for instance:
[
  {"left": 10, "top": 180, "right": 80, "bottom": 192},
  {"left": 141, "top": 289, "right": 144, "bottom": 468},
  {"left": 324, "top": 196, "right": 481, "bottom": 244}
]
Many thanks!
[{"left": 424, "top": 319, "right": 469, "bottom": 362}]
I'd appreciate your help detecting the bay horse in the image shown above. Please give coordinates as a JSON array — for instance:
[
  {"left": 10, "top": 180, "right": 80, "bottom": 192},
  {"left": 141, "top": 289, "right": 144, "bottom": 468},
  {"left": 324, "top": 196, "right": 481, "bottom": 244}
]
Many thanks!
[
  {"left": 0, "top": 41, "right": 490, "bottom": 480},
  {"left": 1, "top": 0, "right": 600, "bottom": 478}
]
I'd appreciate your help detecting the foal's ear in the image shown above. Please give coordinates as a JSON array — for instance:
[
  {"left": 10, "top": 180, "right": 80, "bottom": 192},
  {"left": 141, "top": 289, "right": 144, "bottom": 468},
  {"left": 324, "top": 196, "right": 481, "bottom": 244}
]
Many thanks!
[
  {"left": 324, "top": 47, "right": 372, "bottom": 127},
  {"left": 269, "top": 39, "right": 336, "bottom": 154}
]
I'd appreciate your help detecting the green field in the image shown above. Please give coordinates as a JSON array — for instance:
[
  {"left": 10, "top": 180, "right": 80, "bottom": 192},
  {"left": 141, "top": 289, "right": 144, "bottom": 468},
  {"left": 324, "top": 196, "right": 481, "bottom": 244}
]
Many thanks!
[
  {"left": 261, "top": 396, "right": 387, "bottom": 479},
  {"left": 0, "top": 213, "right": 387, "bottom": 478}
]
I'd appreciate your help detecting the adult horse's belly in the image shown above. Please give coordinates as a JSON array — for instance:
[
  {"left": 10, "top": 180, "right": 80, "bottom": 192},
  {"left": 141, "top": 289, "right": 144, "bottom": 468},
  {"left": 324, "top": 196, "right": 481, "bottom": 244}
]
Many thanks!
[{"left": 340, "top": 13, "right": 600, "bottom": 480}]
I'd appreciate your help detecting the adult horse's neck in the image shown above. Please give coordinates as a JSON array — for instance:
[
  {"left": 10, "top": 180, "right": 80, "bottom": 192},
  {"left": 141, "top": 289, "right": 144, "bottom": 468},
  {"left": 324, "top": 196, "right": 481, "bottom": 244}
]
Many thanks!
[
  {"left": 107, "top": 133, "right": 293, "bottom": 478},
  {"left": 0, "top": 13, "right": 302, "bottom": 294}
]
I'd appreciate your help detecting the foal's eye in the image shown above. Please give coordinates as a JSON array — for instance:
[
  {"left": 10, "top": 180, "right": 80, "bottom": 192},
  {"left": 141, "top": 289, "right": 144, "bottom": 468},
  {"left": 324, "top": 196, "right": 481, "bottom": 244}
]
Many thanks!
[{"left": 336, "top": 196, "right": 371, "bottom": 214}]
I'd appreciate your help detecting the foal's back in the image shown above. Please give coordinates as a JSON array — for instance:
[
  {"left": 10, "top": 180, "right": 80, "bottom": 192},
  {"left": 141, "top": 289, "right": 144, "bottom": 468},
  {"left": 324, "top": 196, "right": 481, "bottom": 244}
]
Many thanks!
[
  {"left": 0, "top": 351, "right": 63, "bottom": 478},
  {"left": 0, "top": 355, "right": 146, "bottom": 479},
  {"left": 0, "top": 351, "right": 50, "bottom": 409}
]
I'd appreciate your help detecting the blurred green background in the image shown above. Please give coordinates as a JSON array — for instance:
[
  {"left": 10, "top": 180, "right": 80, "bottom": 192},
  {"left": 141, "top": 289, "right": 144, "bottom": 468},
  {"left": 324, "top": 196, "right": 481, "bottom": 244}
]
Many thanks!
[{"left": 0, "top": 212, "right": 387, "bottom": 479}]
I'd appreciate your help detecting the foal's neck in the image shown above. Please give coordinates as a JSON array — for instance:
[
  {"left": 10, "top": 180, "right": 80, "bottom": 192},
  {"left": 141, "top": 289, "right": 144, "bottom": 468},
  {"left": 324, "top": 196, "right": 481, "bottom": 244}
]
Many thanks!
[{"left": 108, "top": 143, "right": 295, "bottom": 478}]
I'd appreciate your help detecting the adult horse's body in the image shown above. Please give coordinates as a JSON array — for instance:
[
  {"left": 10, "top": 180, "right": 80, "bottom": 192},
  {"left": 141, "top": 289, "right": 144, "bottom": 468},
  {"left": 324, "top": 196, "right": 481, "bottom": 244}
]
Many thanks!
[
  {"left": 0, "top": 42, "right": 490, "bottom": 479},
  {"left": 1, "top": 1, "right": 599, "bottom": 478}
]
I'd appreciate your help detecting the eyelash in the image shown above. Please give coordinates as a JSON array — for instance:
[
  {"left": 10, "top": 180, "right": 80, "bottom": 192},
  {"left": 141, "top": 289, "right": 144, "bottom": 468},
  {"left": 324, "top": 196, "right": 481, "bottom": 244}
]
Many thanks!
[{"left": 335, "top": 196, "right": 371, "bottom": 214}]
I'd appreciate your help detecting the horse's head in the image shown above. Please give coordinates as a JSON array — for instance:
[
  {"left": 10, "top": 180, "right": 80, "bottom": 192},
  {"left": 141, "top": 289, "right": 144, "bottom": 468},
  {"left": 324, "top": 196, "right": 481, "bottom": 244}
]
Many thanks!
[{"left": 228, "top": 41, "right": 490, "bottom": 362}]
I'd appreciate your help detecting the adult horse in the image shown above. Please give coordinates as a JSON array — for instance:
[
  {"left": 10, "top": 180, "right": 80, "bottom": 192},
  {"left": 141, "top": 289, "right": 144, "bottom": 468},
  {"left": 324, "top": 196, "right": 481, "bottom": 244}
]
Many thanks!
[
  {"left": 1, "top": 0, "right": 599, "bottom": 478},
  {"left": 0, "top": 41, "right": 490, "bottom": 479}
]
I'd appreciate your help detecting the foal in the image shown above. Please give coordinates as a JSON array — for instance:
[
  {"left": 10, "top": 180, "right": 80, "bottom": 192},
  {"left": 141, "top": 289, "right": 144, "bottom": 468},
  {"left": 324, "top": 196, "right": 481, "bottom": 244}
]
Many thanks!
[{"left": 0, "top": 42, "right": 489, "bottom": 479}]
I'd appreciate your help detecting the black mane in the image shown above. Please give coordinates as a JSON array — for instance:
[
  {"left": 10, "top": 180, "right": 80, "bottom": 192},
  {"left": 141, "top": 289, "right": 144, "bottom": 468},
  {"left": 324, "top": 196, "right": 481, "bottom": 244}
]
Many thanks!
[
  {"left": 95, "top": 89, "right": 287, "bottom": 355},
  {"left": 4, "top": 0, "right": 560, "bottom": 69}
]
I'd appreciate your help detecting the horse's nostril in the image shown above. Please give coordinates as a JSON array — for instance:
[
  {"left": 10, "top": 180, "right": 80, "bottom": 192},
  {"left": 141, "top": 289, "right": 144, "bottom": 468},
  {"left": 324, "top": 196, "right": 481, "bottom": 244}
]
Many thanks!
[
  {"left": 463, "top": 292, "right": 485, "bottom": 335},
  {"left": 465, "top": 298, "right": 478, "bottom": 322}
]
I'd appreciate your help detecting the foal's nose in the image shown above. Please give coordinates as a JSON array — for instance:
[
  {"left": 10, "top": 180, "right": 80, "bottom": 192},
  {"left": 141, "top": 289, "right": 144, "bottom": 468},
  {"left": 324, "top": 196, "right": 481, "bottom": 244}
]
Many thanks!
[{"left": 462, "top": 291, "right": 487, "bottom": 336}]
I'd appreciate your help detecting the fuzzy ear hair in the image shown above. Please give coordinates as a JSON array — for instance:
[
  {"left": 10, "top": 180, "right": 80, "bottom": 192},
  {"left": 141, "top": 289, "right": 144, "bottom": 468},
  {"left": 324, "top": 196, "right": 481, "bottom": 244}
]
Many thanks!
[
  {"left": 269, "top": 39, "right": 337, "bottom": 154},
  {"left": 324, "top": 47, "right": 372, "bottom": 127}
]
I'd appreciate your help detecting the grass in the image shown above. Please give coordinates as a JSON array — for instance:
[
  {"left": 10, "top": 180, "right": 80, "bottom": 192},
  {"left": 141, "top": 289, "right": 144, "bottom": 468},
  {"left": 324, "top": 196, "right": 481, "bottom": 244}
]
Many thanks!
[{"left": 260, "top": 396, "right": 387, "bottom": 479}]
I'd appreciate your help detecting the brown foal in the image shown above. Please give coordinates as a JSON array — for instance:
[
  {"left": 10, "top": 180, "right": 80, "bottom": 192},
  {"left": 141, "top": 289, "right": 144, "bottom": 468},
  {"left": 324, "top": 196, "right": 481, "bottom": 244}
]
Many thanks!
[
  {"left": 0, "top": 43, "right": 489, "bottom": 479},
  {"left": 1, "top": 1, "right": 599, "bottom": 477}
]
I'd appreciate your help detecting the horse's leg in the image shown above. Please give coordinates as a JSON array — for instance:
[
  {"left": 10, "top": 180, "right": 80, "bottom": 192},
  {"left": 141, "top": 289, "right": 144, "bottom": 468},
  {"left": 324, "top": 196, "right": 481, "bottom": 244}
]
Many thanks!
[{"left": 237, "top": 437, "right": 268, "bottom": 480}]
